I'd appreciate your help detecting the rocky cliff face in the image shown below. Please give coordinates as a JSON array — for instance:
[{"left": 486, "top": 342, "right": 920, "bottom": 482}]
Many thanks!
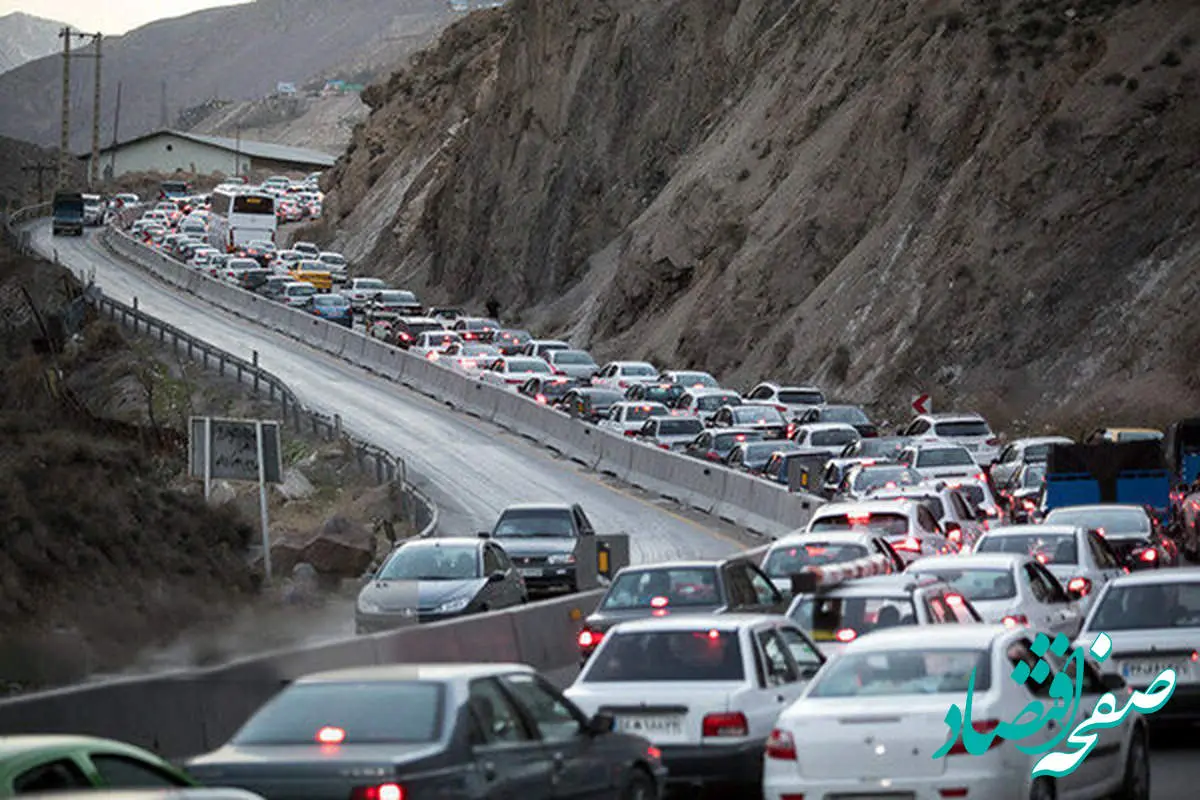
[{"left": 323, "top": 0, "right": 1200, "bottom": 429}]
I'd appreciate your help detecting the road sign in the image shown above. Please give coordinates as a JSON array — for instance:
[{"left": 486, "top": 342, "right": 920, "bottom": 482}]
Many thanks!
[{"left": 911, "top": 394, "right": 932, "bottom": 415}]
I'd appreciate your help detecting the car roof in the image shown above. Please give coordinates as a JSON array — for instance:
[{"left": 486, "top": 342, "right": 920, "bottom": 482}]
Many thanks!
[
  {"left": 923, "top": 412, "right": 986, "bottom": 422},
  {"left": 610, "top": 613, "right": 781, "bottom": 634},
  {"left": 1106, "top": 567, "right": 1200, "bottom": 587},
  {"left": 843, "top": 624, "right": 1010, "bottom": 652},
  {"left": 400, "top": 537, "right": 480, "bottom": 549},
  {"left": 499, "top": 503, "right": 573, "bottom": 512},
  {"left": 297, "top": 663, "right": 535, "bottom": 684},
  {"left": 0, "top": 735, "right": 153, "bottom": 759},
  {"left": 1044, "top": 504, "right": 1149, "bottom": 515},
  {"left": 799, "top": 422, "right": 860, "bottom": 432},
  {"left": 1012, "top": 436, "right": 1074, "bottom": 446},
  {"left": 909, "top": 442, "right": 973, "bottom": 451},
  {"left": 813, "top": 499, "right": 915, "bottom": 515},
  {"left": 907, "top": 552, "right": 1027, "bottom": 571},
  {"left": 757, "top": 382, "right": 823, "bottom": 392},
  {"left": 612, "top": 401, "right": 668, "bottom": 409},
  {"left": 611, "top": 360, "right": 655, "bottom": 367},
  {"left": 982, "top": 524, "right": 1081, "bottom": 537},
  {"left": 774, "top": 529, "right": 877, "bottom": 545},
  {"left": 807, "top": 573, "right": 949, "bottom": 597},
  {"left": 618, "top": 560, "right": 720, "bottom": 572},
  {"left": 686, "top": 388, "right": 740, "bottom": 396}
]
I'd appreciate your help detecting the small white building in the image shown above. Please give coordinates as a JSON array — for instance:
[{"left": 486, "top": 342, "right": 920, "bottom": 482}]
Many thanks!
[{"left": 82, "top": 129, "right": 336, "bottom": 180}]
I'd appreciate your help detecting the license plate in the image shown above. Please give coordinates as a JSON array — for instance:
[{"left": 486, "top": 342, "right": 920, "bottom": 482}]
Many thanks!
[
  {"left": 1120, "top": 659, "right": 1183, "bottom": 679},
  {"left": 616, "top": 715, "right": 684, "bottom": 737},
  {"left": 518, "top": 568, "right": 543, "bottom": 577}
]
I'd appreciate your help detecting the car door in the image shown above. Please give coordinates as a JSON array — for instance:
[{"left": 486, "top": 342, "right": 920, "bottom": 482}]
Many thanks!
[
  {"left": 468, "top": 678, "right": 554, "bottom": 799},
  {"left": 1020, "top": 563, "right": 1072, "bottom": 635},
  {"left": 1030, "top": 561, "right": 1082, "bottom": 636},
  {"left": 741, "top": 561, "right": 786, "bottom": 612},
  {"left": 1086, "top": 530, "right": 1126, "bottom": 590},
  {"left": 483, "top": 545, "right": 516, "bottom": 608},
  {"left": 749, "top": 626, "right": 809, "bottom": 731},
  {"left": 499, "top": 673, "right": 613, "bottom": 800},
  {"left": 871, "top": 537, "right": 907, "bottom": 573}
]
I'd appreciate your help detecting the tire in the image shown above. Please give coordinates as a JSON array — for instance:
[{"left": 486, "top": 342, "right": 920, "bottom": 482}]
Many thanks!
[
  {"left": 1030, "top": 777, "right": 1054, "bottom": 800},
  {"left": 619, "top": 767, "right": 656, "bottom": 800},
  {"left": 1116, "top": 727, "right": 1151, "bottom": 800}
]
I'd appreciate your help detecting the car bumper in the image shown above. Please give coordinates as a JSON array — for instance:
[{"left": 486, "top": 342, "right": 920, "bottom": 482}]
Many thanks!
[
  {"left": 764, "top": 771, "right": 1024, "bottom": 800},
  {"left": 1140, "top": 683, "right": 1200, "bottom": 721},
  {"left": 659, "top": 742, "right": 764, "bottom": 788},
  {"left": 521, "top": 567, "right": 577, "bottom": 593},
  {"left": 354, "top": 611, "right": 421, "bottom": 634}
]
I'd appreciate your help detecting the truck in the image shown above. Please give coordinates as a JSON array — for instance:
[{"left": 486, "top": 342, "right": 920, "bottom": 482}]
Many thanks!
[
  {"left": 1043, "top": 441, "right": 1171, "bottom": 525},
  {"left": 51, "top": 192, "right": 85, "bottom": 236}
]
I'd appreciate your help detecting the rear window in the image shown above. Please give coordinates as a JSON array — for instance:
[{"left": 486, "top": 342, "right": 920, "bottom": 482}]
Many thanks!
[
  {"left": 812, "top": 429, "right": 859, "bottom": 447},
  {"left": 380, "top": 291, "right": 419, "bottom": 303},
  {"left": 790, "top": 595, "right": 919, "bottom": 642},
  {"left": 583, "top": 630, "right": 743, "bottom": 682},
  {"left": 714, "top": 431, "right": 765, "bottom": 449},
  {"left": 406, "top": 321, "right": 445, "bottom": 335},
  {"left": 916, "top": 448, "right": 975, "bottom": 467},
  {"left": 882, "top": 494, "right": 944, "bottom": 518},
  {"left": 1043, "top": 507, "right": 1150, "bottom": 535},
  {"left": 659, "top": 419, "right": 703, "bottom": 436},
  {"left": 976, "top": 533, "right": 1078, "bottom": 565},
  {"left": 697, "top": 394, "right": 741, "bottom": 411},
  {"left": 745, "top": 441, "right": 796, "bottom": 460},
  {"left": 1089, "top": 581, "right": 1200, "bottom": 631},
  {"left": 233, "top": 682, "right": 443, "bottom": 744},
  {"left": 807, "top": 649, "right": 990, "bottom": 697},
  {"left": 1020, "top": 465, "right": 1047, "bottom": 488},
  {"left": 934, "top": 420, "right": 991, "bottom": 437},
  {"left": 732, "top": 407, "right": 785, "bottom": 425},
  {"left": 313, "top": 296, "right": 348, "bottom": 307},
  {"left": 810, "top": 513, "right": 909, "bottom": 537},
  {"left": 623, "top": 364, "right": 657, "bottom": 376},
  {"left": 554, "top": 351, "right": 594, "bottom": 365},
  {"left": 673, "top": 372, "right": 719, "bottom": 387},
  {"left": 959, "top": 484, "right": 986, "bottom": 507},
  {"left": 493, "top": 509, "right": 575, "bottom": 537},
  {"left": 763, "top": 542, "right": 870, "bottom": 577},
  {"left": 778, "top": 390, "right": 825, "bottom": 405},
  {"left": 626, "top": 405, "right": 666, "bottom": 421},
  {"left": 588, "top": 390, "right": 624, "bottom": 405},
  {"left": 509, "top": 359, "right": 552, "bottom": 373},
  {"left": 1025, "top": 444, "right": 1052, "bottom": 461},
  {"left": 600, "top": 567, "right": 720, "bottom": 610},
  {"left": 852, "top": 467, "right": 920, "bottom": 492},
  {"left": 824, "top": 406, "right": 870, "bottom": 425},
  {"left": 855, "top": 438, "right": 909, "bottom": 459},
  {"left": 913, "top": 568, "right": 1017, "bottom": 601}
]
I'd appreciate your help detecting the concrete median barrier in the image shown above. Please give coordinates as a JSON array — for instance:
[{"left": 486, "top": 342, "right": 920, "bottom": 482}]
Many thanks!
[{"left": 595, "top": 433, "right": 637, "bottom": 482}]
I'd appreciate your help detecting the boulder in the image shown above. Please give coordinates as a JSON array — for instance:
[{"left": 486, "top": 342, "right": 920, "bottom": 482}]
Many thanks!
[
  {"left": 209, "top": 480, "right": 237, "bottom": 506},
  {"left": 300, "top": 514, "right": 375, "bottom": 578},
  {"left": 277, "top": 468, "right": 315, "bottom": 501},
  {"left": 268, "top": 533, "right": 308, "bottom": 578}
]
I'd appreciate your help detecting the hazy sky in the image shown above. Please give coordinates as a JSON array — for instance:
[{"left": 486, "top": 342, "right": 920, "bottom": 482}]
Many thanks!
[{"left": 0, "top": 0, "right": 253, "bottom": 35}]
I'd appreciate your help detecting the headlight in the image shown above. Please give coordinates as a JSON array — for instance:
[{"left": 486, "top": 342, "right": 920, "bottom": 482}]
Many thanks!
[
  {"left": 357, "top": 598, "right": 382, "bottom": 614},
  {"left": 547, "top": 554, "right": 576, "bottom": 565},
  {"left": 436, "top": 596, "right": 471, "bottom": 613}
]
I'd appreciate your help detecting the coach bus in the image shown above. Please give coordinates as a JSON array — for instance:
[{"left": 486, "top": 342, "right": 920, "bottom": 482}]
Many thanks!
[{"left": 208, "top": 189, "right": 276, "bottom": 253}]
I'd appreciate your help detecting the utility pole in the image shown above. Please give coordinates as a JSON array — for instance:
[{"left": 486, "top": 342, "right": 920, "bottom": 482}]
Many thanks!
[
  {"left": 57, "top": 27, "right": 102, "bottom": 191},
  {"left": 160, "top": 80, "right": 168, "bottom": 128},
  {"left": 90, "top": 34, "right": 102, "bottom": 188},
  {"left": 21, "top": 164, "right": 57, "bottom": 204},
  {"left": 108, "top": 80, "right": 121, "bottom": 180}
]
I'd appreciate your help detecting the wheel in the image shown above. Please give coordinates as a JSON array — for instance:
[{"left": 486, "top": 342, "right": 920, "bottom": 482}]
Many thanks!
[
  {"left": 619, "top": 767, "right": 656, "bottom": 800},
  {"left": 1030, "top": 777, "right": 1054, "bottom": 800},
  {"left": 1116, "top": 727, "right": 1150, "bottom": 800}
]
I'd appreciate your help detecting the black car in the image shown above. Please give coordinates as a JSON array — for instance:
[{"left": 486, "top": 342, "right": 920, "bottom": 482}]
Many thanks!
[
  {"left": 558, "top": 388, "right": 625, "bottom": 423},
  {"left": 709, "top": 404, "right": 789, "bottom": 438},
  {"left": 486, "top": 503, "right": 597, "bottom": 596},
  {"left": 791, "top": 404, "right": 878, "bottom": 438},
  {"left": 355, "top": 537, "right": 527, "bottom": 633},
  {"left": 453, "top": 317, "right": 502, "bottom": 343},
  {"left": 624, "top": 382, "right": 686, "bottom": 407},
  {"left": 365, "top": 290, "right": 423, "bottom": 320},
  {"left": 999, "top": 462, "right": 1047, "bottom": 523},
  {"left": 576, "top": 558, "right": 787, "bottom": 662},
  {"left": 683, "top": 428, "right": 766, "bottom": 462},
  {"left": 724, "top": 440, "right": 802, "bottom": 474},
  {"left": 240, "top": 240, "right": 276, "bottom": 267},
  {"left": 232, "top": 267, "right": 273, "bottom": 293},
  {"left": 186, "top": 664, "right": 666, "bottom": 800},
  {"left": 493, "top": 329, "right": 533, "bottom": 356},
  {"left": 519, "top": 375, "right": 578, "bottom": 405},
  {"left": 390, "top": 316, "right": 448, "bottom": 349}
]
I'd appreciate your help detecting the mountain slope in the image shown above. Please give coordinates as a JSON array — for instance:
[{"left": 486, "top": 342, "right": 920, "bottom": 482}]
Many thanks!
[
  {"left": 322, "top": 0, "right": 1200, "bottom": 429},
  {"left": 0, "top": 12, "right": 64, "bottom": 75},
  {"left": 0, "top": 0, "right": 452, "bottom": 151}
]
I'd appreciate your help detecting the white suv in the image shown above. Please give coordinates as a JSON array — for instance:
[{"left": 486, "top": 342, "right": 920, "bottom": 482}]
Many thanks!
[
  {"left": 899, "top": 412, "right": 1000, "bottom": 465},
  {"left": 743, "top": 382, "right": 826, "bottom": 417}
]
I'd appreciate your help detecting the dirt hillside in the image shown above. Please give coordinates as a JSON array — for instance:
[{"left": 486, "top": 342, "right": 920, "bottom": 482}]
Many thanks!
[{"left": 318, "top": 0, "right": 1200, "bottom": 431}]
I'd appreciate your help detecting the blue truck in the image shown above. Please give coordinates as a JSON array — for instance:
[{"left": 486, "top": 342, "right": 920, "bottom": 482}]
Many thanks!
[
  {"left": 1166, "top": 418, "right": 1200, "bottom": 487},
  {"left": 1043, "top": 441, "right": 1171, "bottom": 526},
  {"left": 51, "top": 191, "right": 84, "bottom": 236}
]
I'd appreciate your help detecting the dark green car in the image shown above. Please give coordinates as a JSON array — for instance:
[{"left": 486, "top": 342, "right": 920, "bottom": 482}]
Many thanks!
[{"left": 0, "top": 736, "right": 195, "bottom": 795}]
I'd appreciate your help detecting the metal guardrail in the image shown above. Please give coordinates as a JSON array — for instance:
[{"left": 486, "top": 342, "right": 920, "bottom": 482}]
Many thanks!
[{"left": 1, "top": 201, "right": 51, "bottom": 254}]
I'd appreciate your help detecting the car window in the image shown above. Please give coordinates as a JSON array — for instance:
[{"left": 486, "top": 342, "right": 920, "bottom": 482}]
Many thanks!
[
  {"left": 483, "top": 546, "right": 504, "bottom": 574},
  {"left": 1031, "top": 562, "right": 1070, "bottom": 603},
  {"left": 775, "top": 625, "right": 824, "bottom": 677},
  {"left": 756, "top": 629, "right": 799, "bottom": 685},
  {"left": 724, "top": 566, "right": 758, "bottom": 607},
  {"left": 790, "top": 595, "right": 918, "bottom": 641},
  {"left": 926, "top": 595, "right": 952, "bottom": 623},
  {"left": 13, "top": 760, "right": 93, "bottom": 794},
  {"left": 468, "top": 678, "right": 532, "bottom": 745},
  {"left": 913, "top": 567, "right": 1016, "bottom": 601},
  {"left": 745, "top": 565, "right": 781, "bottom": 606},
  {"left": 762, "top": 542, "right": 870, "bottom": 576},
  {"left": 501, "top": 673, "right": 583, "bottom": 742},
  {"left": 90, "top": 755, "right": 186, "bottom": 788},
  {"left": 1023, "top": 564, "right": 1052, "bottom": 602},
  {"left": 599, "top": 567, "right": 721, "bottom": 610},
  {"left": 1088, "top": 581, "right": 1200, "bottom": 630},
  {"left": 1088, "top": 532, "right": 1120, "bottom": 569},
  {"left": 976, "top": 533, "right": 1078, "bottom": 565},
  {"left": 233, "top": 681, "right": 443, "bottom": 744},
  {"left": 943, "top": 592, "right": 980, "bottom": 623},
  {"left": 916, "top": 506, "right": 941, "bottom": 533}
]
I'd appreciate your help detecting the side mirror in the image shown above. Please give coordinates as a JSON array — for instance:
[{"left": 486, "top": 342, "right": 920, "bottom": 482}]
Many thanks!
[
  {"left": 1101, "top": 672, "right": 1126, "bottom": 692},
  {"left": 487, "top": 571, "right": 506, "bottom": 584},
  {"left": 586, "top": 712, "right": 615, "bottom": 736}
]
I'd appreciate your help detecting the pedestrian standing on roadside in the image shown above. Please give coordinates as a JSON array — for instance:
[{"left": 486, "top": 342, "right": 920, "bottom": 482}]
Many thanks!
[{"left": 486, "top": 296, "right": 500, "bottom": 322}]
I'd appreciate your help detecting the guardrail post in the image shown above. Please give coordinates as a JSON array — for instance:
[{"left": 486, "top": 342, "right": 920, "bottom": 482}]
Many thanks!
[
  {"left": 252, "top": 351, "right": 260, "bottom": 395},
  {"left": 334, "top": 414, "right": 342, "bottom": 439},
  {"left": 132, "top": 297, "right": 138, "bottom": 311},
  {"left": 218, "top": 354, "right": 225, "bottom": 377}
]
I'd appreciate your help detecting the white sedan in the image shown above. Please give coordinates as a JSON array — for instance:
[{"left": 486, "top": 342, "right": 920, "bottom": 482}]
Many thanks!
[
  {"left": 907, "top": 552, "right": 1084, "bottom": 637},
  {"left": 590, "top": 360, "right": 659, "bottom": 391},
  {"left": 1075, "top": 568, "right": 1200, "bottom": 723},
  {"left": 566, "top": 614, "right": 824, "bottom": 796},
  {"left": 478, "top": 355, "right": 555, "bottom": 388},
  {"left": 765, "top": 625, "right": 1148, "bottom": 800},
  {"left": 409, "top": 330, "right": 462, "bottom": 359},
  {"left": 898, "top": 443, "right": 983, "bottom": 481},
  {"left": 442, "top": 342, "right": 500, "bottom": 376},
  {"left": 596, "top": 401, "right": 671, "bottom": 435}
]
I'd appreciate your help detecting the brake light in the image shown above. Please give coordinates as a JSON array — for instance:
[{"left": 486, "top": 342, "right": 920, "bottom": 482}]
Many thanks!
[
  {"left": 947, "top": 528, "right": 961, "bottom": 543},
  {"left": 535, "top": 393, "right": 548, "bottom": 404},
  {"left": 774, "top": 404, "right": 788, "bottom": 413},
  {"left": 786, "top": 424, "right": 797, "bottom": 438},
  {"left": 647, "top": 746, "right": 662, "bottom": 760},
  {"left": 316, "top": 726, "right": 345, "bottom": 744},
  {"left": 578, "top": 629, "right": 602, "bottom": 649},
  {"left": 426, "top": 351, "right": 437, "bottom": 360},
  {"left": 834, "top": 628, "right": 857, "bottom": 642},
  {"left": 1002, "top": 614, "right": 1029, "bottom": 628},
  {"left": 650, "top": 596, "right": 669, "bottom": 608},
  {"left": 975, "top": 473, "right": 986, "bottom": 482},
  {"left": 1022, "top": 499, "right": 1036, "bottom": 510},
  {"left": 894, "top": 537, "right": 921, "bottom": 552},
  {"left": 945, "top": 593, "right": 965, "bottom": 606},
  {"left": 1068, "top": 577, "right": 1093, "bottom": 596},
  {"left": 944, "top": 720, "right": 1001, "bottom": 755},
  {"left": 702, "top": 712, "right": 748, "bottom": 738},
  {"left": 847, "top": 512, "right": 871, "bottom": 524},
  {"left": 706, "top": 452, "right": 721, "bottom": 461},
  {"left": 350, "top": 784, "right": 405, "bottom": 800},
  {"left": 658, "top": 443, "right": 670, "bottom": 450},
  {"left": 619, "top": 380, "right": 628, "bottom": 388},
  {"left": 765, "top": 728, "right": 797, "bottom": 760},
  {"left": 1140, "top": 549, "right": 1157, "bottom": 562}
]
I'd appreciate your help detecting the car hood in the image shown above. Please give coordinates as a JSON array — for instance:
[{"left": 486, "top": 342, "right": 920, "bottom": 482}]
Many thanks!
[
  {"left": 358, "top": 578, "right": 484, "bottom": 611},
  {"left": 491, "top": 536, "right": 577, "bottom": 557}
]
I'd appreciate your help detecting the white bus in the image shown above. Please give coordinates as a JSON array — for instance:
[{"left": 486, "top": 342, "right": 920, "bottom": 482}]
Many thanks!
[{"left": 208, "top": 190, "right": 276, "bottom": 253}]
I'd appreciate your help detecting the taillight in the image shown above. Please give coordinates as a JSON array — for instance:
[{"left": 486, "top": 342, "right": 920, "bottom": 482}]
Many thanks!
[
  {"left": 702, "top": 712, "right": 748, "bottom": 738},
  {"left": 618, "top": 380, "right": 628, "bottom": 388},
  {"left": 623, "top": 430, "right": 637, "bottom": 437},
  {"left": 834, "top": 628, "right": 857, "bottom": 642},
  {"left": 947, "top": 528, "right": 961, "bottom": 543},
  {"left": 786, "top": 423, "right": 797, "bottom": 439},
  {"left": 1140, "top": 549, "right": 1158, "bottom": 562},
  {"left": 578, "top": 629, "right": 602, "bottom": 649},
  {"left": 774, "top": 404, "right": 788, "bottom": 413},
  {"left": 535, "top": 393, "right": 547, "bottom": 404},
  {"left": 1002, "top": 614, "right": 1029, "bottom": 628},
  {"left": 706, "top": 452, "right": 721, "bottom": 461},
  {"left": 350, "top": 785, "right": 404, "bottom": 800},
  {"left": 944, "top": 720, "right": 1001, "bottom": 755},
  {"left": 986, "top": 438, "right": 999, "bottom": 446},
  {"left": 894, "top": 537, "right": 921, "bottom": 552},
  {"left": 765, "top": 728, "right": 797, "bottom": 760},
  {"left": 1067, "top": 577, "right": 1093, "bottom": 596},
  {"left": 658, "top": 443, "right": 670, "bottom": 450}
]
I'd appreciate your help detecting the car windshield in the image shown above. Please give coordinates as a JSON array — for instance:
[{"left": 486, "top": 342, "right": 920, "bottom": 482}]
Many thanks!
[
  {"left": 807, "top": 649, "right": 990, "bottom": 697},
  {"left": 778, "top": 389, "right": 825, "bottom": 405},
  {"left": 912, "top": 567, "right": 1017, "bottom": 601},
  {"left": 658, "top": 419, "right": 704, "bottom": 436},
  {"left": 1044, "top": 507, "right": 1150, "bottom": 535},
  {"left": 623, "top": 364, "right": 657, "bottom": 377},
  {"left": 763, "top": 542, "right": 870, "bottom": 576},
  {"left": 697, "top": 394, "right": 741, "bottom": 411},
  {"left": 313, "top": 296, "right": 348, "bottom": 307},
  {"left": 288, "top": 285, "right": 316, "bottom": 296},
  {"left": 233, "top": 681, "right": 442, "bottom": 744},
  {"left": 583, "top": 630, "right": 743, "bottom": 682},
  {"left": 377, "top": 544, "right": 479, "bottom": 580},
  {"left": 508, "top": 359, "right": 552, "bottom": 374},
  {"left": 811, "top": 429, "right": 859, "bottom": 447},
  {"left": 852, "top": 467, "right": 920, "bottom": 492},
  {"left": 934, "top": 420, "right": 991, "bottom": 437},
  {"left": 1020, "top": 465, "right": 1047, "bottom": 488},
  {"left": 554, "top": 351, "right": 595, "bottom": 365},
  {"left": 916, "top": 448, "right": 976, "bottom": 467},
  {"left": 1089, "top": 582, "right": 1200, "bottom": 631},
  {"left": 600, "top": 567, "right": 720, "bottom": 609},
  {"left": 790, "top": 595, "right": 920, "bottom": 642},
  {"left": 810, "top": 512, "right": 909, "bottom": 537},
  {"left": 493, "top": 510, "right": 575, "bottom": 538},
  {"left": 714, "top": 431, "right": 766, "bottom": 450},
  {"left": 379, "top": 291, "right": 418, "bottom": 303},
  {"left": 732, "top": 407, "right": 785, "bottom": 424},
  {"left": 672, "top": 372, "right": 719, "bottom": 387},
  {"left": 976, "top": 532, "right": 1078, "bottom": 565}
]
